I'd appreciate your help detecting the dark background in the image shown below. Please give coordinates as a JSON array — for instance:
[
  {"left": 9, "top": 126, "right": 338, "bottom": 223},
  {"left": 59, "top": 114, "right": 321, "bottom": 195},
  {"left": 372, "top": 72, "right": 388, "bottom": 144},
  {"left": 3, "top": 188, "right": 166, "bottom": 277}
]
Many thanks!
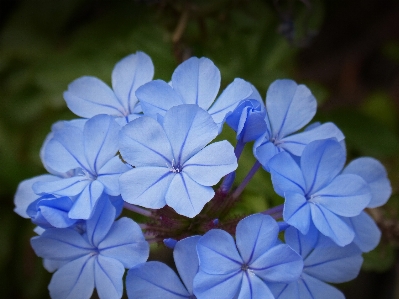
[{"left": 1, "top": 0, "right": 399, "bottom": 298}]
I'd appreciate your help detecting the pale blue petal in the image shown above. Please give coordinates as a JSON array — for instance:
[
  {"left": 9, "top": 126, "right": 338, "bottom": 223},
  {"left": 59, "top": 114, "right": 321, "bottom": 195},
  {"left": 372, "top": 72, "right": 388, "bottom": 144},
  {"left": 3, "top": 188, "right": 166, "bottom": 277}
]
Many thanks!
[
  {"left": 49, "top": 255, "right": 95, "bottom": 299},
  {"left": 99, "top": 218, "right": 149, "bottom": 268},
  {"left": 347, "top": 211, "right": 381, "bottom": 252},
  {"left": 236, "top": 214, "right": 279, "bottom": 264},
  {"left": 174, "top": 236, "right": 201, "bottom": 294},
  {"left": 305, "top": 235, "right": 363, "bottom": 283},
  {"left": 196, "top": 229, "right": 242, "bottom": 274},
  {"left": 269, "top": 281, "right": 300, "bottom": 299},
  {"left": 312, "top": 174, "right": 371, "bottom": 217},
  {"left": 284, "top": 226, "right": 318, "bottom": 258},
  {"left": 137, "top": 80, "right": 184, "bottom": 118},
  {"left": 266, "top": 80, "right": 316, "bottom": 138},
  {"left": 31, "top": 229, "right": 94, "bottom": 260},
  {"left": 68, "top": 180, "right": 104, "bottom": 219},
  {"left": 119, "top": 116, "right": 173, "bottom": 166},
  {"left": 112, "top": 52, "right": 154, "bottom": 114},
  {"left": 299, "top": 273, "right": 345, "bottom": 299},
  {"left": 33, "top": 176, "right": 90, "bottom": 197},
  {"left": 126, "top": 262, "right": 191, "bottom": 299},
  {"left": 208, "top": 78, "right": 252, "bottom": 124},
  {"left": 183, "top": 140, "right": 237, "bottom": 186},
  {"left": 343, "top": 157, "right": 391, "bottom": 208},
  {"left": 237, "top": 273, "right": 274, "bottom": 299},
  {"left": 250, "top": 244, "right": 303, "bottom": 283},
  {"left": 254, "top": 139, "right": 282, "bottom": 171},
  {"left": 43, "top": 138, "right": 83, "bottom": 174},
  {"left": 83, "top": 115, "right": 121, "bottom": 174},
  {"left": 165, "top": 172, "right": 214, "bottom": 218},
  {"left": 310, "top": 204, "right": 354, "bottom": 246},
  {"left": 301, "top": 139, "right": 346, "bottom": 195},
  {"left": 172, "top": 57, "right": 220, "bottom": 109},
  {"left": 86, "top": 196, "right": 115, "bottom": 247},
  {"left": 95, "top": 255, "right": 124, "bottom": 299},
  {"left": 64, "top": 76, "right": 123, "bottom": 118},
  {"left": 283, "top": 192, "right": 311, "bottom": 235},
  {"left": 193, "top": 270, "right": 242, "bottom": 299},
  {"left": 268, "top": 152, "right": 306, "bottom": 197},
  {"left": 97, "top": 156, "right": 130, "bottom": 196},
  {"left": 43, "top": 259, "right": 68, "bottom": 273},
  {"left": 119, "top": 167, "right": 172, "bottom": 209},
  {"left": 280, "top": 122, "right": 345, "bottom": 156},
  {"left": 14, "top": 174, "right": 60, "bottom": 218},
  {"left": 163, "top": 105, "right": 218, "bottom": 164}
]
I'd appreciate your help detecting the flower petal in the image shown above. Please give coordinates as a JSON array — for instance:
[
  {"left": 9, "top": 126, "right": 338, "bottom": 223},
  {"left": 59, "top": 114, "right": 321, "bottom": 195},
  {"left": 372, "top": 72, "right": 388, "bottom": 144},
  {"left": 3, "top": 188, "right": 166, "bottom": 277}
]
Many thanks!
[
  {"left": 283, "top": 192, "right": 311, "bottom": 235},
  {"left": 119, "top": 167, "right": 172, "bottom": 209},
  {"left": 196, "top": 229, "right": 242, "bottom": 275},
  {"left": 119, "top": 116, "right": 173, "bottom": 167},
  {"left": 193, "top": 270, "right": 242, "bottom": 299},
  {"left": 301, "top": 139, "right": 346, "bottom": 195},
  {"left": 237, "top": 272, "right": 274, "bottom": 299},
  {"left": 64, "top": 76, "right": 123, "bottom": 118},
  {"left": 268, "top": 152, "right": 306, "bottom": 197},
  {"left": 312, "top": 174, "right": 371, "bottom": 217},
  {"left": 31, "top": 228, "right": 94, "bottom": 260},
  {"left": 68, "top": 180, "right": 104, "bottom": 219},
  {"left": 208, "top": 78, "right": 252, "bottom": 124},
  {"left": 343, "top": 157, "right": 391, "bottom": 208},
  {"left": 236, "top": 214, "right": 279, "bottom": 264},
  {"left": 266, "top": 80, "right": 316, "bottom": 138},
  {"left": 83, "top": 115, "right": 121, "bottom": 174},
  {"left": 163, "top": 104, "right": 218, "bottom": 164},
  {"left": 112, "top": 51, "right": 154, "bottom": 114},
  {"left": 166, "top": 172, "right": 214, "bottom": 218},
  {"left": 183, "top": 140, "right": 237, "bottom": 186},
  {"left": 250, "top": 244, "right": 303, "bottom": 283},
  {"left": 280, "top": 122, "right": 345, "bottom": 156},
  {"left": 347, "top": 211, "right": 381, "bottom": 252},
  {"left": 99, "top": 217, "right": 149, "bottom": 268},
  {"left": 49, "top": 255, "right": 95, "bottom": 299},
  {"left": 126, "top": 261, "right": 191, "bottom": 299},
  {"left": 173, "top": 236, "right": 201, "bottom": 294},
  {"left": 310, "top": 204, "right": 354, "bottom": 246},
  {"left": 137, "top": 80, "right": 184, "bottom": 119},
  {"left": 95, "top": 255, "right": 124, "bottom": 299},
  {"left": 172, "top": 57, "right": 221, "bottom": 110}
]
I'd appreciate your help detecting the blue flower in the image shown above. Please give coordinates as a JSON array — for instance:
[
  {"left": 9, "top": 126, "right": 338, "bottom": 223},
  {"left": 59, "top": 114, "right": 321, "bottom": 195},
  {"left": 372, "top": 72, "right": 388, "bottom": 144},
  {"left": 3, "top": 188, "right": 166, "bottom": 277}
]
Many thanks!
[
  {"left": 126, "top": 236, "right": 200, "bottom": 299},
  {"left": 64, "top": 52, "right": 154, "bottom": 124},
  {"left": 136, "top": 56, "right": 252, "bottom": 129},
  {"left": 342, "top": 157, "right": 391, "bottom": 252},
  {"left": 30, "top": 196, "right": 149, "bottom": 299},
  {"left": 193, "top": 214, "right": 303, "bottom": 299},
  {"left": 226, "top": 98, "right": 267, "bottom": 143},
  {"left": 269, "top": 226, "right": 363, "bottom": 299},
  {"left": 268, "top": 139, "right": 372, "bottom": 246},
  {"left": 119, "top": 104, "right": 238, "bottom": 218},
  {"left": 253, "top": 79, "right": 344, "bottom": 170},
  {"left": 33, "top": 114, "right": 130, "bottom": 219}
]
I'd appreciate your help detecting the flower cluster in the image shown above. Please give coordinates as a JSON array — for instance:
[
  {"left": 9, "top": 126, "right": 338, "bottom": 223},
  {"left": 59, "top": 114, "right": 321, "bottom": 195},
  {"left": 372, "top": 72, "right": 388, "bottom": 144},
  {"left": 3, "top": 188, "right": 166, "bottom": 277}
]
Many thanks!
[{"left": 14, "top": 52, "right": 391, "bottom": 299}]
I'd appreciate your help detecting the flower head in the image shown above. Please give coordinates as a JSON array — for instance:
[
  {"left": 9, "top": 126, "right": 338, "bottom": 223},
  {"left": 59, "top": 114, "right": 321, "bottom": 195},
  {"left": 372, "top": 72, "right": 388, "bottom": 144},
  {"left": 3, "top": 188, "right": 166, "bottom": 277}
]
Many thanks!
[{"left": 119, "top": 104, "right": 237, "bottom": 217}]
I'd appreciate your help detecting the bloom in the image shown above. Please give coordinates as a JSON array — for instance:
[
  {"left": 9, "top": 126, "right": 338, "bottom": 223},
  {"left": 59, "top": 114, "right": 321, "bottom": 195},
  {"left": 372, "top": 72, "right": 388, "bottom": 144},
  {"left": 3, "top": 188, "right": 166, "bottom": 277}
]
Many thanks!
[
  {"left": 64, "top": 51, "right": 154, "bottom": 124},
  {"left": 253, "top": 79, "right": 344, "bottom": 170},
  {"left": 269, "top": 226, "right": 363, "bottom": 299},
  {"left": 119, "top": 104, "right": 237, "bottom": 217},
  {"left": 268, "top": 139, "right": 371, "bottom": 246},
  {"left": 33, "top": 114, "right": 129, "bottom": 219},
  {"left": 193, "top": 214, "right": 303, "bottom": 298},
  {"left": 30, "top": 196, "right": 149, "bottom": 299}
]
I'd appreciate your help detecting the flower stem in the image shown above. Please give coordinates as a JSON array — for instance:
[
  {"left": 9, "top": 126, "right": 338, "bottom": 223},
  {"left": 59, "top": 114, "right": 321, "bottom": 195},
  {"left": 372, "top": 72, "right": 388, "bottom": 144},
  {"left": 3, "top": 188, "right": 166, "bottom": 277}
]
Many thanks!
[
  {"left": 231, "top": 161, "right": 261, "bottom": 200},
  {"left": 123, "top": 202, "right": 152, "bottom": 217}
]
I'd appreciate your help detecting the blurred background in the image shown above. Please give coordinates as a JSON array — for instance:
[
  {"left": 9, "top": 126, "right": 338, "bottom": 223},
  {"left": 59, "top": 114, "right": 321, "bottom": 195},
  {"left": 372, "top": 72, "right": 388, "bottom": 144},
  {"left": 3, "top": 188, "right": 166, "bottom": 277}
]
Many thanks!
[{"left": 1, "top": 0, "right": 399, "bottom": 298}]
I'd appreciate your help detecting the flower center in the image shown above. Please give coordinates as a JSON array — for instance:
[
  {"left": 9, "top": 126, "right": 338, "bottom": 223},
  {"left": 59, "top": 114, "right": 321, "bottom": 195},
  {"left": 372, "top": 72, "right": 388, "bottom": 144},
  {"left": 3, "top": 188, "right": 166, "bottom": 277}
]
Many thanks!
[{"left": 168, "top": 159, "right": 182, "bottom": 173}]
